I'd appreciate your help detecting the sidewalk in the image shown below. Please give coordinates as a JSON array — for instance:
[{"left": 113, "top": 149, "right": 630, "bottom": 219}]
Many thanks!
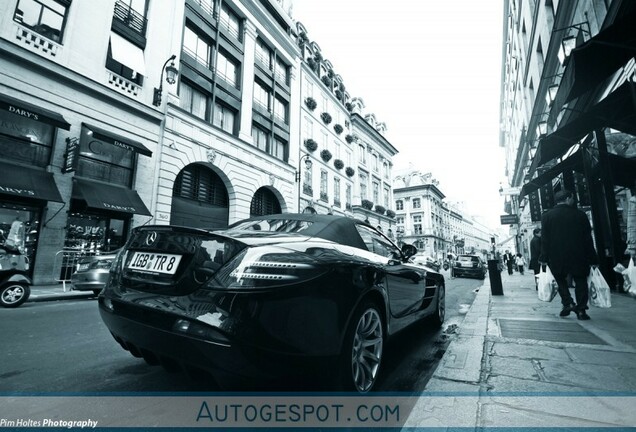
[
  {"left": 27, "top": 283, "right": 96, "bottom": 302},
  {"left": 406, "top": 270, "right": 636, "bottom": 428}
]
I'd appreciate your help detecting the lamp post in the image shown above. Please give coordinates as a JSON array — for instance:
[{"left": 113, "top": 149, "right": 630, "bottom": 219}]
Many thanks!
[
  {"left": 153, "top": 55, "right": 179, "bottom": 107},
  {"left": 296, "top": 154, "right": 313, "bottom": 212}
]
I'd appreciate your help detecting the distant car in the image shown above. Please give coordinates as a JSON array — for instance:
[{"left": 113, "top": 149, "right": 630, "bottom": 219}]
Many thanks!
[
  {"left": 451, "top": 254, "right": 487, "bottom": 279},
  {"left": 98, "top": 214, "right": 445, "bottom": 393},
  {"left": 71, "top": 251, "right": 118, "bottom": 296},
  {"left": 411, "top": 254, "right": 441, "bottom": 272}
]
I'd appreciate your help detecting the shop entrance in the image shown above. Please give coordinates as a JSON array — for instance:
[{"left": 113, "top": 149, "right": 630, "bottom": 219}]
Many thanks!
[{"left": 0, "top": 202, "right": 42, "bottom": 277}]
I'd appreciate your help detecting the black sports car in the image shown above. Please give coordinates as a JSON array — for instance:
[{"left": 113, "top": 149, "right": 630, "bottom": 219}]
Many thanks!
[{"left": 98, "top": 214, "right": 445, "bottom": 393}]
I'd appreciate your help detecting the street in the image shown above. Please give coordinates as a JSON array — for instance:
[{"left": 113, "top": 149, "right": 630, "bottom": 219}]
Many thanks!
[{"left": 0, "top": 273, "right": 483, "bottom": 393}]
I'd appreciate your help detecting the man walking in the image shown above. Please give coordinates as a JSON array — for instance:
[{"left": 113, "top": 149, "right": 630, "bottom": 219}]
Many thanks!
[
  {"left": 503, "top": 250, "right": 514, "bottom": 275},
  {"left": 540, "top": 189, "right": 598, "bottom": 320}
]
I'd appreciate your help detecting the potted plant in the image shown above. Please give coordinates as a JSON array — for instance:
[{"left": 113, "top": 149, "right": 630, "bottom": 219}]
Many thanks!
[
  {"left": 345, "top": 166, "right": 355, "bottom": 177},
  {"left": 335, "top": 89, "right": 343, "bottom": 100},
  {"left": 304, "top": 138, "right": 318, "bottom": 152},
  {"left": 320, "top": 149, "right": 332, "bottom": 162},
  {"left": 374, "top": 205, "right": 386, "bottom": 215},
  {"left": 321, "top": 75, "right": 333, "bottom": 88},
  {"left": 320, "top": 112, "right": 332, "bottom": 124},
  {"left": 305, "top": 97, "right": 317, "bottom": 111},
  {"left": 333, "top": 124, "right": 343, "bottom": 135},
  {"left": 386, "top": 209, "right": 396, "bottom": 218},
  {"left": 345, "top": 134, "right": 354, "bottom": 144},
  {"left": 333, "top": 159, "right": 344, "bottom": 170},
  {"left": 345, "top": 102, "right": 353, "bottom": 112},
  {"left": 361, "top": 199, "right": 374, "bottom": 210}
]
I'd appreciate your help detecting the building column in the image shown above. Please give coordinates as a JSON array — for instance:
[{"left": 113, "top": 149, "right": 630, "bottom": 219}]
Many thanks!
[{"left": 238, "top": 20, "right": 257, "bottom": 142}]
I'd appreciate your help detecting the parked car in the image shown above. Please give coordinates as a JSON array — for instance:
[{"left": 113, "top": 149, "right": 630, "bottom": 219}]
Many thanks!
[
  {"left": 451, "top": 254, "right": 487, "bottom": 279},
  {"left": 411, "top": 254, "right": 441, "bottom": 272},
  {"left": 71, "top": 251, "right": 119, "bottom": 296},
  {"left": 98, "top": 214, "right": 445, "bottom": 393},
  {"left": 0, "top": 244, "right": 31, "bottom": 308}
]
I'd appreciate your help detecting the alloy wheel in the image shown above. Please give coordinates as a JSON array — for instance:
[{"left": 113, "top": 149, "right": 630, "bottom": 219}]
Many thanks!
[
  {"left": 351, "top": 308, "right": 383, "bottom": 393},
  {"left": 2, "top": 285, "right": 25, "bottom": 305}
]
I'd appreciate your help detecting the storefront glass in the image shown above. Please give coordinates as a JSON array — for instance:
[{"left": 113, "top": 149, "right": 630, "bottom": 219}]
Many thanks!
[
  {"left": 0, "top": 203, "right": 41, "bottom": 276},
  {"left": 64, "top": 213, "right": 127, "bottom": 253}
]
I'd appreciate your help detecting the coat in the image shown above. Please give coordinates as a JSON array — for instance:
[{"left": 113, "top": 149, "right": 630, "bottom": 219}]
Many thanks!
[
  {"left": 539, "top": 203, "right": 598, "bottom": 276},
  {"left": 529, "top": 235, "right": 541, "bottom": 273}
]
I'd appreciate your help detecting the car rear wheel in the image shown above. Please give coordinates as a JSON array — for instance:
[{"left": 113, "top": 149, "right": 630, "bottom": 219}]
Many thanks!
[
  {"left": 0, "top": 283, "right": 30, "bottom": 308},
  {"left": 340, "top": 301, "right": 384, "bottom": 393},
  {"left": 430, "top": 283, "right": 445, "bottom": 327}
]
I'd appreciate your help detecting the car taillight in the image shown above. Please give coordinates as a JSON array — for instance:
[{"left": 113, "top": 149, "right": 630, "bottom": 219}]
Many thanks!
[{"left": 205, "top": 246, "right": 329, "bottom": 289}]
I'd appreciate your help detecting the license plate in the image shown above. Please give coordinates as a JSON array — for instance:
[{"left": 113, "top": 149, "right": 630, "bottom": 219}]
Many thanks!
[
  {"left": 127, "top": 252, "right": 182, "bottom": 274},
  {"left": 78, "top": 263, "right": 90, "bottom": 271}
]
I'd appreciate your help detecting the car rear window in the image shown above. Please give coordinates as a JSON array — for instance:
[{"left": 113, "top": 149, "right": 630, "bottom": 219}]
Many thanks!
[{"left": 459, "top": 255, "right": 480, "bottom": 262}]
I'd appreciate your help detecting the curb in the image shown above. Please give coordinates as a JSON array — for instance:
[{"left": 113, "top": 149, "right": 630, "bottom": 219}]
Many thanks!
[{"left": 28, "top": 292, "right": 96, "bottom": 303}]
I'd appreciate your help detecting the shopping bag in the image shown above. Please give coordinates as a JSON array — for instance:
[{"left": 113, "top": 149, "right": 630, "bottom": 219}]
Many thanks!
[
  {"left": 587, "top": 268, "right": 612, "bottom": 308},
  {"left": 622, "top": 258, "right": 635, "bottom": 294},
  {"left": 537, "top": 266, "right": 558, "bottom": 302}
]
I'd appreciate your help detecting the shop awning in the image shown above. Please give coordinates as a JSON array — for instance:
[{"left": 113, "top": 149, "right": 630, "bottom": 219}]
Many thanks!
[
  {"left": 109, "top": 32, "right": 146, "bottom": 76},
  {"left": 72, "top": 178, "right": 151, "bottom": 216},
  {"left": 562, "top": 9, "right": 636, "bottom": 103},
  {"left": 83, "top": 123, "right": 152, "bottom": 157},
  {"left": 603, "top": 154, "right": 636, "bottom": 188},
  {"left": 520, "top": 150, "right": 583, "bottom": 198},
  {"left": 533, "top": 81, "right": 636, "bottom": 169},
  {"left": 0, "top": 93, "right": 70, "bottom": 130},
  {"left": 0, "top": 161, "right": 64, "bottom": 203}
]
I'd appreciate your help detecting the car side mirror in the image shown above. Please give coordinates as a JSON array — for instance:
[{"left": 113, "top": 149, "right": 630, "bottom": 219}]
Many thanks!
[{"left": 401, "top": 244, "right": 417, "bottom": 260}]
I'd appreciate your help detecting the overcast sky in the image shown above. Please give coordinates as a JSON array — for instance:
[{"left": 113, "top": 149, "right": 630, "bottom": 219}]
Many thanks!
[{"left": 291, "top": 0, "right": 507, "bottom": 229}]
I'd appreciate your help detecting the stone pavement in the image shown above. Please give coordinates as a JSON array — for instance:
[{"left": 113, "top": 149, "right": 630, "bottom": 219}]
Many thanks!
[{"left": 405, "top": 270, "right": 636, "bottom": 429}]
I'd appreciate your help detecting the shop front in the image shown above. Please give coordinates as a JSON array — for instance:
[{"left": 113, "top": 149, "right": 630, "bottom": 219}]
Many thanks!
[{"left": 0, "top": 92, "right": 70, "bottom": 277}]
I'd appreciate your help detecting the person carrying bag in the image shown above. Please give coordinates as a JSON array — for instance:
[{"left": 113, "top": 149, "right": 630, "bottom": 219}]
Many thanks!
[
  {"left": 587, "top": 267, "right": 612, "bottom": 308},
  {"left": 537, "top": 266, "right": 558, "bottom": 302}
]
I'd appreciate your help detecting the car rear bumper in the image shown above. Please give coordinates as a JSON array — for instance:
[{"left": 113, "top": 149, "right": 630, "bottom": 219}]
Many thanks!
[
  {"left": 71, "top": 271, "right": 109, "bottom": 291},
  {"left": 98, "top": 298, "right": 336, "bottom": 388},
  {"left": 453, "top": 268, "right": 486, "bottom": 277}
]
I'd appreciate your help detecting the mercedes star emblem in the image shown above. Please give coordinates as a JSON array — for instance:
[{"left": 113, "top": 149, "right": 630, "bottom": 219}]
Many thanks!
[{"left": 146, "top": 231, "right": 157, "bottom": 245}]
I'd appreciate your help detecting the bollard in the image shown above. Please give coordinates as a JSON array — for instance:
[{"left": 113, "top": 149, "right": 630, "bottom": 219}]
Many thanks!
[{"left": 488, "top": 259, "right": 504, "bottom": 295}]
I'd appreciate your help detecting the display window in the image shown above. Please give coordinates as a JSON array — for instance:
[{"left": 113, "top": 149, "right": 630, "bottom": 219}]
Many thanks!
[
  {"left": 64, "top": 213, "right": 127, "bottom": 253},
  {"left": 0, "top": 202, "right": 41, "bottom": 276}
]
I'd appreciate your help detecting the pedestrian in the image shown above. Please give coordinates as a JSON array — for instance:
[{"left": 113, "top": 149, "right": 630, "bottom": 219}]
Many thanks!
[
  {"left": 503, "top": 250, "right": 514, "bottom": 275},
  {"left": 530, "top": 228, "right": 541, "bottom": 289},
  {"left": 540, "top": 189, "right": 598, "bottom": 320},
  {"left": 515, "top": 254, "right": 526, "bottom": 275}
]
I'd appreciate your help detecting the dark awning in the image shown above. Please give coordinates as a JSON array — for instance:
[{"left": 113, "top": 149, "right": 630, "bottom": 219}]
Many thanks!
[
  {"left": 534, "top": 81, "right": 636, "bottom": 169},
  {"left": 520, "top": 150, "right": 583, "bottom": 198},
  {"left": 603, "top": 154, "right": 636, "bottom": 188},
  {"left": 72, "top": 178, "right": 152, "bottom": 216},
  {"left": 83, "top": 123, "right": 152, "bottom": 157},
  {"left": 0, "top": 93, "right": 71, "bottom": 130},
  {"left": 0, "top": 161, "right": 64, "bottom": 203},
  {"left": 562, "top": 9, "right": 636, "bottom": 103}
]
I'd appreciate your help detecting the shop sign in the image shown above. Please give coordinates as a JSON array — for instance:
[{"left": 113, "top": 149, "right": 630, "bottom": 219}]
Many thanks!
[
  {"left": 62, "top": 138, "right": 80, "bottom": 173},
  {"left": 529, "top": 191, "right": 542, "bottom": 222},
  {"left": 500, "top": 214, "right": 518, "bottom": 225},
  {"left": 103, "top": 202, "right": 136, "bottom": 213},
  {"left": 0, "top": 185, "right": 36, "bottom": 197}
]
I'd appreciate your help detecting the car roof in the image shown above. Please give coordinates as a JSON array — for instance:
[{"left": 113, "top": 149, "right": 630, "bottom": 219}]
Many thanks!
[{"left": 226, "top": 214, "right": 373, "bottom": 250}]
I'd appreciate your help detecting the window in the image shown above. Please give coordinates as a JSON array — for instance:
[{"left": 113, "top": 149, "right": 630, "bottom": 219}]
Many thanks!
[
  {"left": 384, "top": 186, "right": 390, "bottom": 207},
  {"left": 219, "top": 3, "right": 240, "bottom": 40},
  {"left": 271, "top": 137, "right": 287, "bottom": 162},
  {"left": 346, "top": 184, "right": 352, "bottom": 209},
  {"left": 396, "top": 217, "right": 404, "bottom": 225},
  {"left": 413, "top": 198, "right": 421, "bottom": 209},
  {"left": 304, "top": 77, "right": 314, "bottom": 99},
  {"left": 213, "top": 101, "right": 235, "bottom": 134},
  {"left": 396, "top": 200, "right": 403, "bottom": 210},
  {"left": 320, "top": 170, "right": 328, "bottom": 201},
  {"left": 355, "top": 225, "right": 401, "bottom": 259},
  {"left": 273, "top": 96, "right": 287, "bottom": 124},
  {"left": 274, "top": 58, "right": 289, "bottom": 85},
  {"left": 358, "top": 144, "right": 366, "bottom": 164},
  {"left": 373, "top": 154, "right": 379, "bottom": 172},
  {"left": 217, "top": 51, "right": 238, "bottom": 87},
  {"left": 255, "top": 38, "right": 272, "bottom": 69},
  {"left": 304, "top": 117, "right": 313, "bottom": 140},
  {"left": 383, "top": 162, "right": 389, "bottom": 179},
  {"left": 359, "top": 173, "right": 368, "bottom": 200},
  {"left": 113, "top": 0, "right": 148, "bottom": 37},
  {"left": 179, "top": 80, "right": 207, "bottom": 120},
  {"left": 183, "top": 25, "right": 212, "bottom": 68},
  {"left": 14, "top": 0, "right": 69, "bottom": 43},
  {"left": 252, "top": 125, "right": 268, "bottom": 152},
  {"left": 334, "top": 177, "right": 341, "bottom": 206},
  {"left": 77, "top": 129, "right": 135, "bottom": 187},
  {"left": 413, "top": 215, "right": 422, "bottom": 235},
  {"left": 253, "top": 81, "right": 270, "bottom": 111},
  {"left": 372, "top": 181, "right": 379, "bottom": 203},
  {"left": 303, "top": 162, "right": 313, "bottom": 195},
  {"left": 105, "top": 34, "right": 145, "bottom": 85},
  {"left": 0, "top": 108, "right": 54, "bottom": 167},
  {"left": 174, "top": 164, "right": 228, "bottom": 206}
]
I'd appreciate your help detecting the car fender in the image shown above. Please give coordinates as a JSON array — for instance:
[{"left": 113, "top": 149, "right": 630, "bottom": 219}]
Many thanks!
[{"left": 1, "top": 273, "right": 31, "bottom": 285}]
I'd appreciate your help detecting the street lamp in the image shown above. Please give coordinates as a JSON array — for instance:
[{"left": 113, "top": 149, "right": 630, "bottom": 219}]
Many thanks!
[
  {"left": 296, "top": 154, "right": 313, "bottom": 212},
  {"left": 153, "top": 55, "right": 179, "bottom": 107}
]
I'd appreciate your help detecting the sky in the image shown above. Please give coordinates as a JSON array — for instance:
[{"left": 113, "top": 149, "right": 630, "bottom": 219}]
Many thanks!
[{"left": 290, "top": 0, "right": 508, "bottom": 229}]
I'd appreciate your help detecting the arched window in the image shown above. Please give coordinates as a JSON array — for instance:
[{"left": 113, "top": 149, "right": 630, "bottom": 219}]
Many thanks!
[{"left": 250, "top": 187, "right": 281, "bottom": 216}]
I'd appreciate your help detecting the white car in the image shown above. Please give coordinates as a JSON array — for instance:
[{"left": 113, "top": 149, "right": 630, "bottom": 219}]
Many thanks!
[{"left": 411, "top": 254, "right": 441, "bottom": 271}]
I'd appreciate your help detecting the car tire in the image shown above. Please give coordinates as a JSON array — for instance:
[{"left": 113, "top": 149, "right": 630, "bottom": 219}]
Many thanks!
[
  {"left": 0, "top": 283, "right": 30, "bottom": 308},
  {"left": 430, "top": 283, "right": 445, "bottom": 328},
  {"left": 340, "top": 300, "right": 384, "bottom": 393}
]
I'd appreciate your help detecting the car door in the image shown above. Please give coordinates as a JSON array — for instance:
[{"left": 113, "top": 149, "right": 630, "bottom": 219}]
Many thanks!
[{"left": 355, "top": 225, "right": 426, "bottom": 321}]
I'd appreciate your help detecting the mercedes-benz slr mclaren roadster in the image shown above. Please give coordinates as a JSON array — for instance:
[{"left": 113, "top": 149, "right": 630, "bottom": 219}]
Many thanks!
[{"left": 98, "top": 214, "right": 445, "bottom": 393}]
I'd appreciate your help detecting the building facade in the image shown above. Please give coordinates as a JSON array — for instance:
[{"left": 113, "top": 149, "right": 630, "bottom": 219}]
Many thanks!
[{"left": 500, "top": 0, "right": 636, "bottom": 287}]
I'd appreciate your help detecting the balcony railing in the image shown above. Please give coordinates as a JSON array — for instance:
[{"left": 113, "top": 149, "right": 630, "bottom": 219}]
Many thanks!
[{"left": 113, "top": 0, "right": 147, "bottom": 37}]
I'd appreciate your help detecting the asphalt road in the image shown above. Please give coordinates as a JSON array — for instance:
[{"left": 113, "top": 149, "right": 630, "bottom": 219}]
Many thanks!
[{"left": 0, "top": 273, "right": 483, "bottom": 393}]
